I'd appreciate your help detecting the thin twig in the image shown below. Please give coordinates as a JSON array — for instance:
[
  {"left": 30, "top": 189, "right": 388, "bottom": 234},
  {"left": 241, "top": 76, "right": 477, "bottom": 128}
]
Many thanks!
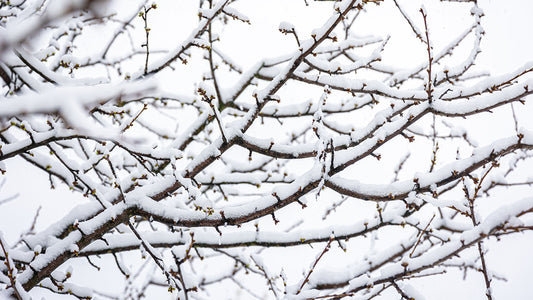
[
  {"left": 0, "top": 235, "right": 24, "bottom": 300},
  {"left": 409, "top": 214, "right": 435, "bottom": 258},
  {"left": 297, "top": 236, "right": 334, "bottom": 294},
  {"left": 420, "top": 8, "right": 433, "bottom": 102}
]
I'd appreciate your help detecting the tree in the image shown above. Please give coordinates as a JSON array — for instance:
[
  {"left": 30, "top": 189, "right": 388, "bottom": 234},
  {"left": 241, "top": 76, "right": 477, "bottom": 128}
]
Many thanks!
[{"left": 0, "top": 0, "right": 532, "bottom": 298}]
